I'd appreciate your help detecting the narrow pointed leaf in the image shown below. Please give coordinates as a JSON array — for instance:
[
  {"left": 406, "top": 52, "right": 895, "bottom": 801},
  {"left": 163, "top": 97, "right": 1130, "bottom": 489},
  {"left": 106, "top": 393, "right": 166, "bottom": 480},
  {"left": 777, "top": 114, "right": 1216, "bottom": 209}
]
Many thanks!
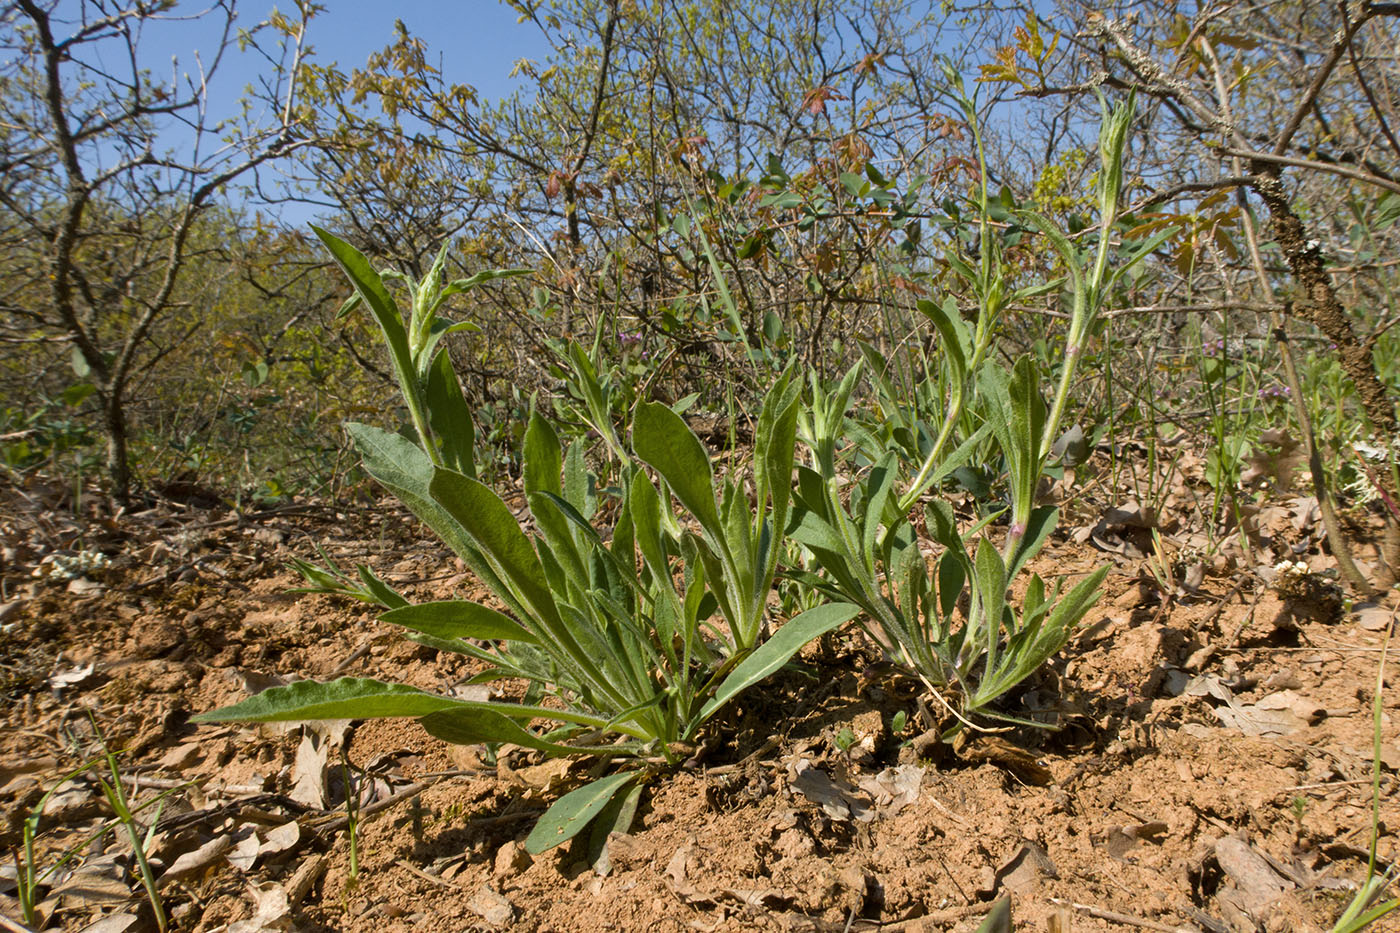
[
  {"left": 191, "top": 678, "right": 464, "bottom": 723},
  {"left": 524, "top": 771, "right": 641, "bottom": 854},
  {"left": 420, "top": 707, "right": 624, "bottom": 757},
  {"left": 312, "top": 227, "right": 415, "bottom": 394},
  {"left": 701, "top": 603, "right": 860, "bottom": 720},
  {"left": 634, "top": 401, "right": 720, "bottom": 530},
  {"left": 425, "top": 348, "right": 477, "bottom": 478},
  {"left": 428, "top": 467, "right": 562, "bottom": 631},
  {"left": 380, "top": 601, "right": 536, "bottom": 644}
]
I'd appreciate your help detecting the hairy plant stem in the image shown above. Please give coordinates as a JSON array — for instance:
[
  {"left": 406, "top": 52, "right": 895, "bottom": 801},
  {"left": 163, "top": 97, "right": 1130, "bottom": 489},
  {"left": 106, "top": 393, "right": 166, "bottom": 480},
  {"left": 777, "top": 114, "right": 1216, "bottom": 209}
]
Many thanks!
[{"left": 899, "top": 88, "right": 995, "bottom": 514}]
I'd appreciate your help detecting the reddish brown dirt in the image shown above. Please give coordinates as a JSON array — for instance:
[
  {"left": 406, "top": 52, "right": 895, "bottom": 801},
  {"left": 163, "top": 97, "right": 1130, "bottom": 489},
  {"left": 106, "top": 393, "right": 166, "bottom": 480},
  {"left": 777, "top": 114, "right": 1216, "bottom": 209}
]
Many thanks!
[{"left": 1, "top": 467, "right": 1397, "bottom": 933}]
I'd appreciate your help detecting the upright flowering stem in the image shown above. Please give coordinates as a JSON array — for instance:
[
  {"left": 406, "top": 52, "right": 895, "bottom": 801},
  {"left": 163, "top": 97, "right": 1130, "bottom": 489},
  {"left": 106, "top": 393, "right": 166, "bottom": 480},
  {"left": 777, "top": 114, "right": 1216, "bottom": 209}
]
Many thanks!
[{"left": 1040, "top": 91, "right": 1135, "bottom": 464}]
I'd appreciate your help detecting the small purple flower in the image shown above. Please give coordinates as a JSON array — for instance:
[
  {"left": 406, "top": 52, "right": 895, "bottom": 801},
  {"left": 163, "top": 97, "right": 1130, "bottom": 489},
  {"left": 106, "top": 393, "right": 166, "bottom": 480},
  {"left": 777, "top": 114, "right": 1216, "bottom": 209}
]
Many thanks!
[
  {"left": 620, "top": 331, "right": 643, "bottom": 349},
  {"left": 1259, "top": 383, "right": 1290, "bottom": 400}
]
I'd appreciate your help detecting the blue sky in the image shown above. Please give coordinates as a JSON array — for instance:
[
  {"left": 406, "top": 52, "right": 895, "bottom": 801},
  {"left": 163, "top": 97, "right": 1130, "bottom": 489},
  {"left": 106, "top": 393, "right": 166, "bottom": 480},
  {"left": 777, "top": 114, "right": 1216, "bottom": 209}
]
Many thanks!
[
  {"left": 139, "top": 1, "right": 547, "bottom": 115},
  {"left": 299, "top": 1, "right": 544, "bottom": 101},
  {"left": 92, "top": 1, "right": 550, "bottom": 220}
]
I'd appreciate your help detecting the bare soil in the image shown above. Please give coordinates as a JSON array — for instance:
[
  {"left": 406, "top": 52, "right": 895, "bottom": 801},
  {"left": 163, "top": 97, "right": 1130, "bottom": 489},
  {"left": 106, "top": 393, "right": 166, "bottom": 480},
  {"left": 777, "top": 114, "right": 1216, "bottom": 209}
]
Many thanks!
[{"left": 2, "top": 459, "right": 1397, "bottom": 933}]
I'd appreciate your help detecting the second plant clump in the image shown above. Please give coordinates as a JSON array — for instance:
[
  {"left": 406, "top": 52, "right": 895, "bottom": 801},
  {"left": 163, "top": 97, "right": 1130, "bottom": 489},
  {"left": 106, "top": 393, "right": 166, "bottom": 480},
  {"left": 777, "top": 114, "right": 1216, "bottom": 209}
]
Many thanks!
[{"left": 195, "top": 86, "right": 1142, "bottom": 854}]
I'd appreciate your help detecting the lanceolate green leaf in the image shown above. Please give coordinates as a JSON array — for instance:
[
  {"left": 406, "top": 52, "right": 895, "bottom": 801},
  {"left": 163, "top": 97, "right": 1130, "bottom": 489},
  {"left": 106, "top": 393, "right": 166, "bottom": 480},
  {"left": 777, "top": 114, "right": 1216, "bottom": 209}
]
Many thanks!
[
  {"left": 633, "top": 401, "right": 720, "bottom": 531},
  {"left": 753, "top": 365, "right": 801, "bottom": 529},
  {"left": 438, "top": 267, "right": 532, "bottom": 298},
  {"left": 916, "top": 296, "right": 970, "bottom": 381},
  {"left": 311, "top": 227, "right": 416, "bottom": 402},
  {"left": 191, "top": 678, "right": 466, "bottom": 723},
  {"left": 420, "top": 707, "right": 631, "bottom": 756},
  {"left": 1019, "top": 212, "right": 1086, "bottom": 321},
  {"left": 1008, "top": 506, "right": 1058, "bottom": 579},
  {"left": 904, "top": 423, "right": 993, "bottom": 504},
  {"left": 525, "top": 770, "right": 642, "bottom": 854},
  {"left": 700, "top": 603, "right": 860, "bottom": 720},
  {"left": 425, "top": 348, "right": 476, "bottom": 478},
  {"left": 380, "top": 600, "right": 536, "bottom": 644},
  {"left": 428, "top": 466, "right": 561, "bottom": 631},
  {"left": 427, "top": 465, "right": 629, "bottom": 710},
  {"left": 344, "top": 422, "right": 524, "bottom": 602}
]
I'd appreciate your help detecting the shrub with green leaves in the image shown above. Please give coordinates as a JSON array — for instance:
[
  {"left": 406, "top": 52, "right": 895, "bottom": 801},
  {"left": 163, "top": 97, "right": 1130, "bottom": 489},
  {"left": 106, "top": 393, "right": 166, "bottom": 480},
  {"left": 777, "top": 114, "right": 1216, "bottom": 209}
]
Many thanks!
[{"left": 193, "top": 229, "right": 855, "bottom": 853}]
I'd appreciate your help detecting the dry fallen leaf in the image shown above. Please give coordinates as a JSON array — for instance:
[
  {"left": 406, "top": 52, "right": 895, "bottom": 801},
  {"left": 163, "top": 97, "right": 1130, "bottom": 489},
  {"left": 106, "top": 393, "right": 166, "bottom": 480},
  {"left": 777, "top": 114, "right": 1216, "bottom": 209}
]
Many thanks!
[
  {"left": 228, "top": 881, "right": 292, "bottom": 933},
  {"left": 226, "top": 832, "right": 261, "bottom": 872},
  {"left": 51, "top": 855, "right": 132, "bottom": 908},
  {"left": 1356, "top": 604, "right": 1396, "bottom": 632},
  {"left": 159, "top": 835, "right": 233, "bottom": 884},
  {"left": 980, "top": 842, "right": 1057, "bottom": 897},
  {"left": 1215, "top": 835, "right": 1294, "bottom": 923},
  {"left": 786, "top": 758, "right": 873, "bottom": 822},
  {"left": 49, "top": 662, "right": 98, "bottom": 691},
  {"left": 288, "top": 733, "right": 330, "bottom": 809},
  {"left": 258, "top": 821, "right": 300, "bottom": 858},
  {"left": 467, "top": 884, "right": 516, "bottom": 926},
  {"left": 665, "top": 837, "right": 717, "bottom": 905},
  {"left": 1213, "top": 690, "right": 1322, "bottom": 737},
  {"left": 81, "top": 913, "right": 140, "bottom": 933},
  {"left": 855, "top": 765, "right": 923, "bottom": 816}
]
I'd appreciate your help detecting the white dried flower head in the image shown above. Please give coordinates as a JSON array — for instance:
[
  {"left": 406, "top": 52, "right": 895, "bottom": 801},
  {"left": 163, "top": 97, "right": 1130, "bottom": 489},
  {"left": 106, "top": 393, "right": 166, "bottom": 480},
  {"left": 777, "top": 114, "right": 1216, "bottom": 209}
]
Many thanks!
[{"left": 32, "top": 549, "right": 110, "bottom": 581}]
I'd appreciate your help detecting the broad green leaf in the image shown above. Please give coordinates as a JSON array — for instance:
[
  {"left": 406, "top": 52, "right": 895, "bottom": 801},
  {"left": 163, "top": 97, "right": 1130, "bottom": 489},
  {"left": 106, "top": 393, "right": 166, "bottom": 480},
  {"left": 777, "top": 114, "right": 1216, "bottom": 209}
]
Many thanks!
[
  {"left": 1008, "top": 506, "right": 1058, "bottom": 579},
  {"left": 787, "top": 507, "right": 848, "bottom": 554},
  {"left": 563, "top": 441, "right": 591, "bottom": 516},
  {"left": 937, "top": 550, "right": 965, "bottom": 620},
  {"left": 346, "top": 423, "right": 485, "bottom": 575},
  {"left": 629, "top": 469, "right": 669, "bottom": 578},
  {"left": 974, "top": 537, "right": 1008, "bottom": 671},
  {"left": 1008, "top": 356, "right": 1046, "bottom": 468},
  {"left": 1044, "top": 566, "right": 1109, "bottom": 633},
  {"left": 584, "top": 779, "right": 644, "bottom": 874},
  {"left": 524, "top": 770, "right": 642, "bottom": 854},
  {"left": 523, "top": 411, "right": 564, "bottom": 498},
  {"left": 380, "top": 600, "right": 536, "bottom": 644},
  {"left": 192, "top": 677, "right": 463, "bottom": 723},
  {"left": 425, "top": 348, "right": 477, "bottom": 478},
  {"left": 420, "top": 706, "right": 622, "bottom": 756},
  {"left": 753, "top": 364, "right": 800, "bottom": 525},
  {"left": 916, "top": 296, "right": 970, "bottom": 380},
  {"left": 312, "top": 227, "right": 415, "bottom": 399},
  {"left": 633, "top": 401, "right": 719, "bottom": 531},
  {"left": 523, "top": 414, "right": 580, "bottom": 571},
  {"left": 862, "top": 457, "right": 898, "bottom": 566},
  {"left": 429, "top": 466, "right": 562, "bottom": 631},
  {"left": 701, "top": 603, "right": 860, "bottom": 720}
]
